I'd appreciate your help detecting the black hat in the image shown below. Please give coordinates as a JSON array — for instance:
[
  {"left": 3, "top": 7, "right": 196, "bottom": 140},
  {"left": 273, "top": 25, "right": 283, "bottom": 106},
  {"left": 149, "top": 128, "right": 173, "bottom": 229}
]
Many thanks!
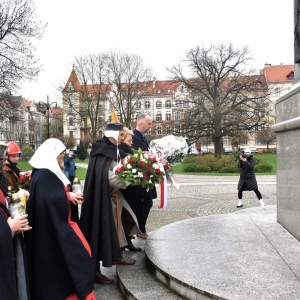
[{"left": 105, "top": 122, "right": 124, "bottom": 131}]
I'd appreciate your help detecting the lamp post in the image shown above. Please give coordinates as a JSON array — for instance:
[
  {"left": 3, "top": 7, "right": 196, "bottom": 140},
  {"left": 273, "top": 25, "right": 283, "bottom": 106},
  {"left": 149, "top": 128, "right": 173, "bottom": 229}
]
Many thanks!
[{"left": 38, "top": 95, "right": 57, "bottom": 139}]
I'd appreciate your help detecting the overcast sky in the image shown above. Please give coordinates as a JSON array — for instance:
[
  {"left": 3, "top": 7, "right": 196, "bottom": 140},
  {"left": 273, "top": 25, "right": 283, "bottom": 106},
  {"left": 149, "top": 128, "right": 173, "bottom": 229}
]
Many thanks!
[{"left": 19, "top": 0, "right": 294, "bottom": 105}]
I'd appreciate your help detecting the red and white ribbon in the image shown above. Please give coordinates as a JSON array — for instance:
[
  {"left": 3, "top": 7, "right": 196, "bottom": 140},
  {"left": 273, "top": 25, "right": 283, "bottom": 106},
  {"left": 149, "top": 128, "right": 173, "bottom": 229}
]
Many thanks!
[{"left": 158, "top": 176, "right": 168, "bottom": 208}]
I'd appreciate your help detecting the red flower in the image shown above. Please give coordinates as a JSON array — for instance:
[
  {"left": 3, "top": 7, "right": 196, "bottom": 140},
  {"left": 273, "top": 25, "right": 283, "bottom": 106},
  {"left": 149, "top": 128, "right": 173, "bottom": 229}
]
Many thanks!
[
  {"left": 115, "top": 167, "right": 122, "bottom": 173},
  {"left": 129, "top": 157, "right": 135, "bottom": 164},
  {"left": 155, "top": 169, "right": 161, "bottom": 175},
  {"left": 147, "top": 166, "right": 152, "bottom": 172},
  {"left": 142, "top": 172, "right": 148, "bottom": 179},
  {"left": 139, "top": 161, "right": 145, "bottom": 167}
]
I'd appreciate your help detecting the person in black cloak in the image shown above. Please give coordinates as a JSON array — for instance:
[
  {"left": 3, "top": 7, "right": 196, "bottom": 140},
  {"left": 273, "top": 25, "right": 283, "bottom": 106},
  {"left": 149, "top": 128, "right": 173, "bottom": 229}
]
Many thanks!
[
  {"left": 25, "top": 138, "right": 95, "bottom": 300},
  {"left": 0, "top": 141, "right": 31, "bottom": 300},
  {"left": 80, "top": 122, "right": 140, "bottom": 285}
]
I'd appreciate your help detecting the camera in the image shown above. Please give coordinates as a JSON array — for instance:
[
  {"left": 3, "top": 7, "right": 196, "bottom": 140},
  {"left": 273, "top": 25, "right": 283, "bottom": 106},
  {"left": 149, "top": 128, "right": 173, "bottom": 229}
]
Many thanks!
[{"left": 242, "top": 154, "right": 247, "bottom": 158}]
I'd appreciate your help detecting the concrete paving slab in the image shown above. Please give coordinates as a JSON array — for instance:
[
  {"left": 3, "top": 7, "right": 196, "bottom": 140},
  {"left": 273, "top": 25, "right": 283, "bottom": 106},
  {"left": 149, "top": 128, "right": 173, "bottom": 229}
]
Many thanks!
[{"left": 145, "top": 206, "right": 300, "bottom": 300}]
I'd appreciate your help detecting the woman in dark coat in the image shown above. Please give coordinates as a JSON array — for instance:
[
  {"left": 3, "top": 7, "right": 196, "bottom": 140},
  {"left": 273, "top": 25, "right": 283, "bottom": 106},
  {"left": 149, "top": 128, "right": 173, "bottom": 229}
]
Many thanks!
[
  {"left": 25, "top": 138, "right": 95, "bottom": 300},
  {"left": 237, "top": 148, "right": 265, "bottom": 208}
]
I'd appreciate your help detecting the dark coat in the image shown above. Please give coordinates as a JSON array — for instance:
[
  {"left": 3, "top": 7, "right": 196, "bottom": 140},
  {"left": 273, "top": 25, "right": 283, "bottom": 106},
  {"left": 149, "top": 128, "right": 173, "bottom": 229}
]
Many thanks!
[
  {"left": 25, "top": 169, "right": 94, "bottom": 300},
  {"left": 0, "top": 188, "right": 18, "bottom": 300},
  {"left": 80, "top": 137, "right": 123, "bottom": 267},
  {"left": 132, "top": 129, "right": 157, "bottom": 199},
  {"left": 0, "top": 185, "right": 30, "bottom": 300},
  {"left": 64, "top": 155, "right": 76, "bottom": 177},
  {"left": 237, "top": 155, "right": 258, "bottom": 191}
]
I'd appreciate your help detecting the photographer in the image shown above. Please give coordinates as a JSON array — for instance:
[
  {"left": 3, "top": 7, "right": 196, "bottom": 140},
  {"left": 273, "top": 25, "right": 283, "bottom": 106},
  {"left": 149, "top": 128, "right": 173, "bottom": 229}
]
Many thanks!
[{"left": 236, "top": 148, "right": 265, "bottom": 208}]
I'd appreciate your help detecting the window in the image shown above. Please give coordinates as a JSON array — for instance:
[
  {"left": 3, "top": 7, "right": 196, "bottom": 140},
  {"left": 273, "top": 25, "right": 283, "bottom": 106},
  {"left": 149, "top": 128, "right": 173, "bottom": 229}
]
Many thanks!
[
  {"left": 275, "top": 88, "right": 280, "bottom": 97},
  {"left": 145, "top": 101, "right": 150, "bottom": 109},
  {"left": 136, "top": 101, "right": 141, "bottom": 109},
  {"left": 174, "top": 111, "right": 181, "bottom": 120},
  {"left": 83, "top": 118, "right": 87, "bottom": 128},
  {"left": 166, "top": 126, "right": 171, "bottom": 134},
  {"left": 176, "top": 100, "right": 181, "bottom": 107},
  {"left": 165, "top": 100, "right": 171, "bottom": 108},
  {"left": 156, "top": 100, "right": 162, "bottom": 108},
  {"left": 69, "top": 117, "right": 73, "bottom": 126},
  {"left": 157, "top": 90, "right": 161, "bottom": 94},
  {"left": 157, "top": 126, "right": 162, "bottom": 135},
  {"left": 175, "top": 125, "right": 180, "bottom": 133},
  {"left": 156, "top": 113, "right": 162, "bottom": 121},
  {"left": 69, "top": 131, "right": 73, "bottom": 136},
  {"left": 184, "top": 101, "right": 189, "bottom": 107},
  {"left": 166, "top": 112, "right": 171, "bottom": 120}
]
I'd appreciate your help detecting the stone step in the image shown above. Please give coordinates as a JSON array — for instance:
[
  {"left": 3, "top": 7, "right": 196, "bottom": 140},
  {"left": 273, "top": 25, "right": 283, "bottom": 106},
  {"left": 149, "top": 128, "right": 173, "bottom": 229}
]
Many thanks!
[
  {"left": 117, "top": 246, "right": 212, "bottom": 300},
  {"left": 117, "top": 251, "right": 185, "bottom": 300}
]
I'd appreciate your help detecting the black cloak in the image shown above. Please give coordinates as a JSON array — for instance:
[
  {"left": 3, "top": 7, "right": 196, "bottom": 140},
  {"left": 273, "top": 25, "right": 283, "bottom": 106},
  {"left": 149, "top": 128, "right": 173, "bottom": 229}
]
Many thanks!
[
  {"left": 25, "top": 169, "right": 94, "bottom": 300},
  {"left": 0, "top": 198, "right": 18, "bottom": 300},
  {"left": 80, "top": 137, "right": 123, "bottom": 267}
]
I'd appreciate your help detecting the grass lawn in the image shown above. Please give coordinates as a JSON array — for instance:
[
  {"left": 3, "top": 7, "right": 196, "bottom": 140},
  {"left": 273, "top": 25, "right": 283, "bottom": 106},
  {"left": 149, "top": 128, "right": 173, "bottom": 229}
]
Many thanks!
[{"left": 17, "top": 153, "right": 277, "bottom": 180}]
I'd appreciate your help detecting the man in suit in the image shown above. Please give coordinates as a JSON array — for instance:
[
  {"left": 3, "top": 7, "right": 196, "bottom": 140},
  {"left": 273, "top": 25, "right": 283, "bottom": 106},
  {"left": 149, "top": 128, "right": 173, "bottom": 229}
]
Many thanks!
[{"left": 129, "top": 113, "right": 157, "bottom": 239}]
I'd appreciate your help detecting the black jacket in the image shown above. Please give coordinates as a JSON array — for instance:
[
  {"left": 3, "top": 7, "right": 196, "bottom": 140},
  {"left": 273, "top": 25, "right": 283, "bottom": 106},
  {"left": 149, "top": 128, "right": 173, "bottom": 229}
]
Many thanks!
[{"left": 237, "top": 155, "right": 258, "bottom": 191}]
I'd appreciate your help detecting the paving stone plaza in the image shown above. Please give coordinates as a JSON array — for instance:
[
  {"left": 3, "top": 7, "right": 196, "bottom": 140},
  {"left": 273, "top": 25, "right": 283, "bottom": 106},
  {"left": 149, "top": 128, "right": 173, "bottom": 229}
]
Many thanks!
[{"left": 93, "top": 174, "right": 278, "bottom": 299}]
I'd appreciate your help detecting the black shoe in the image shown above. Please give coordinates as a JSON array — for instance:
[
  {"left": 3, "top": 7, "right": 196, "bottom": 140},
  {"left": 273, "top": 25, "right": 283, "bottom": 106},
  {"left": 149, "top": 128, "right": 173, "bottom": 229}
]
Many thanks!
[
  {"left": 236, "top": 204, "right": 243, "bottom": 208},
  {"left": 124, "top": 242, "right": 142, "bottom": 252}
]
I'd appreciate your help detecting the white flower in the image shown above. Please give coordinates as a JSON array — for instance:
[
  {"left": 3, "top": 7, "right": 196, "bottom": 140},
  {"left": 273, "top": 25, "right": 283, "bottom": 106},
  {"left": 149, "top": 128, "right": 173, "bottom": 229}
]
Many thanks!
[
  {"left": 143, "top": 153, "right": 148, "bottom": 159},
  {"left": 132, "top": 169, "right": 137, "bottom": 173},
  {"left": 138, "top": 172, "right": 143, "bottom": 178},
  {"left": 134, "top": 154, "right": 138, "bottom": 157},
  {"left": 152, "top": 163, "right": 159, "bottom": 169},
  {"left": 149, "top": 179, "right": 152, "bottom": 183},
  {"left": 127, "top": 164, "right": 132, "bottom": 169}
]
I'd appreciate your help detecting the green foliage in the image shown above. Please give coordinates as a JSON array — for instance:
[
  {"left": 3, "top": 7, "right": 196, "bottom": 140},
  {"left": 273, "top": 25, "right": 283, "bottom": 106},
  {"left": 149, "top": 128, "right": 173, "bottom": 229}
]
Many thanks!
[
  {"left": 76, "top": 141, "right": 87, "bottom": 161},
  {"left": 255, "top": 163, "right": 272, "bottom": 172},
  {"left": 221, "top": 164, "right": 240, "bottom": 173},
  {"left": 182, "top": 163, "right": 211, "bottom": 172},
  {"left": 21, "top": 147, "right": 34, "bottom": 160}
]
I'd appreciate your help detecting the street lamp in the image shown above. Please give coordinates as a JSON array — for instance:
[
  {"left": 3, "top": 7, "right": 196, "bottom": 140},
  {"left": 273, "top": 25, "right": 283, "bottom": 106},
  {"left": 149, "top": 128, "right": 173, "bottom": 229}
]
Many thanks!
[{"left": 38, "top": 95, "right": 58, "bottom": 139}]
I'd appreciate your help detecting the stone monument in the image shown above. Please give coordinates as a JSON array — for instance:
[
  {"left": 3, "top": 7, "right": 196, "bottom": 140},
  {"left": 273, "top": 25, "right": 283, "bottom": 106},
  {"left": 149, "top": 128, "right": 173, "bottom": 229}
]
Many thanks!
[{"left": 271, "top": 0, "right": 300, "bottom": 240}]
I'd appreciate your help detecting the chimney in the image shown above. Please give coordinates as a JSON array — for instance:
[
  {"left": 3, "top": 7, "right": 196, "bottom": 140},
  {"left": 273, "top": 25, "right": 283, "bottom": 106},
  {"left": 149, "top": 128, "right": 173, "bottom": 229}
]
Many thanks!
[
  {"left": 152, "top": 77, "right": 156, "bottom": 89},
  {"left": 264, "top": 63, "right": 271, "bottom": 67}
]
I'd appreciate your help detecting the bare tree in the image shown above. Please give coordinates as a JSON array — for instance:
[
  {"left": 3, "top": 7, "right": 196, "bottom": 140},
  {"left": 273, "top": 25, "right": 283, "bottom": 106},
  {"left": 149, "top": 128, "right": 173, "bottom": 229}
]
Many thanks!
[
  {"left": 0, "top": 0, "right": 46, "bottom": 95},
  {"left": 62, "top": 54, "right": 112, "bottom": 143},
  {"left": 106, "top": 50, "right": 153, "bottom": 128},
  {"left": 256, "top": 127, "right": 276, "bottom": 151},
  {"left": 168, "top": 43, "right": 270, "bottom": 157}
]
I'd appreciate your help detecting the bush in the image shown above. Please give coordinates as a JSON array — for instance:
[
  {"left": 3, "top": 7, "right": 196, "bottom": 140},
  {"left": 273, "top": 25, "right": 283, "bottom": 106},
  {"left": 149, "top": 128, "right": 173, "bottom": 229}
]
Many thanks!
[
  {"left": 254, "top": 163, "right": 272, "bottom": 172},
  {"left": 21, "top": 147, "right": 34, "bottom": 160},
  {"left": 221, "top": 164, "right": 240, "bottom": 173},
  {"left": 182, "top": 163, "right": 211, "bottom": 172}
]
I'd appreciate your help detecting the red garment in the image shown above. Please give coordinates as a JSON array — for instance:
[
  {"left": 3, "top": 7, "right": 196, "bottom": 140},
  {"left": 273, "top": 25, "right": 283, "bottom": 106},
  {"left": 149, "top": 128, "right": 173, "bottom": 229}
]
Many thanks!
[{"left": 66, "top": 190, "right": 95, "bottom": 300}]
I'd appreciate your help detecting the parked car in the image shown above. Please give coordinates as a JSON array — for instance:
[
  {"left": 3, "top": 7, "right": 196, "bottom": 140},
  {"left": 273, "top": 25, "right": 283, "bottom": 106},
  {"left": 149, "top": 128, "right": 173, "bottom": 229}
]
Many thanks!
[
  {"left": 201, "top": 147, "right": 210, "bottom": 153},
  {"left": 223, "top": 146, "right": 233, "bottom": 154},
  {"left": 249, "top": 147, "right": 258, "bottom": 154},
  {"left": 189, "top": 148, "right": 199, "bottom": 155}
]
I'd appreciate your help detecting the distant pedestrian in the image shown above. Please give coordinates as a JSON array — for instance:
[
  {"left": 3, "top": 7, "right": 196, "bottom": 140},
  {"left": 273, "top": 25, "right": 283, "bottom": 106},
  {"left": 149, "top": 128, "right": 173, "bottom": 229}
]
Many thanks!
[
  {"left": 236, "top": 148, "right": 265, "bottom": 208},
  {"left": 64, "top": 150, "right": 77, "bottom": 185}
]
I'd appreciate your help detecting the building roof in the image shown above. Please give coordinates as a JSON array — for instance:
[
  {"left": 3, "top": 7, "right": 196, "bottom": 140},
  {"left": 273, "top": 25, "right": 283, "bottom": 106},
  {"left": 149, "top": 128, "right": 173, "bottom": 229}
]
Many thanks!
[{"left": 263, "top": 64, "right": 294, "bottom": 83}]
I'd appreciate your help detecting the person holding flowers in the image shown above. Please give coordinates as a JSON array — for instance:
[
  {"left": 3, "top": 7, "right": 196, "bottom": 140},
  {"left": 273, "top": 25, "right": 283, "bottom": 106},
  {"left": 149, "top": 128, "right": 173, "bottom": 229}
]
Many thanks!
[
  {"left": 80, "top": 122, "right": 141, "bottom": 285},
  {"left": 130, "top": 113, "right": 157, "bottom": 239}
]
